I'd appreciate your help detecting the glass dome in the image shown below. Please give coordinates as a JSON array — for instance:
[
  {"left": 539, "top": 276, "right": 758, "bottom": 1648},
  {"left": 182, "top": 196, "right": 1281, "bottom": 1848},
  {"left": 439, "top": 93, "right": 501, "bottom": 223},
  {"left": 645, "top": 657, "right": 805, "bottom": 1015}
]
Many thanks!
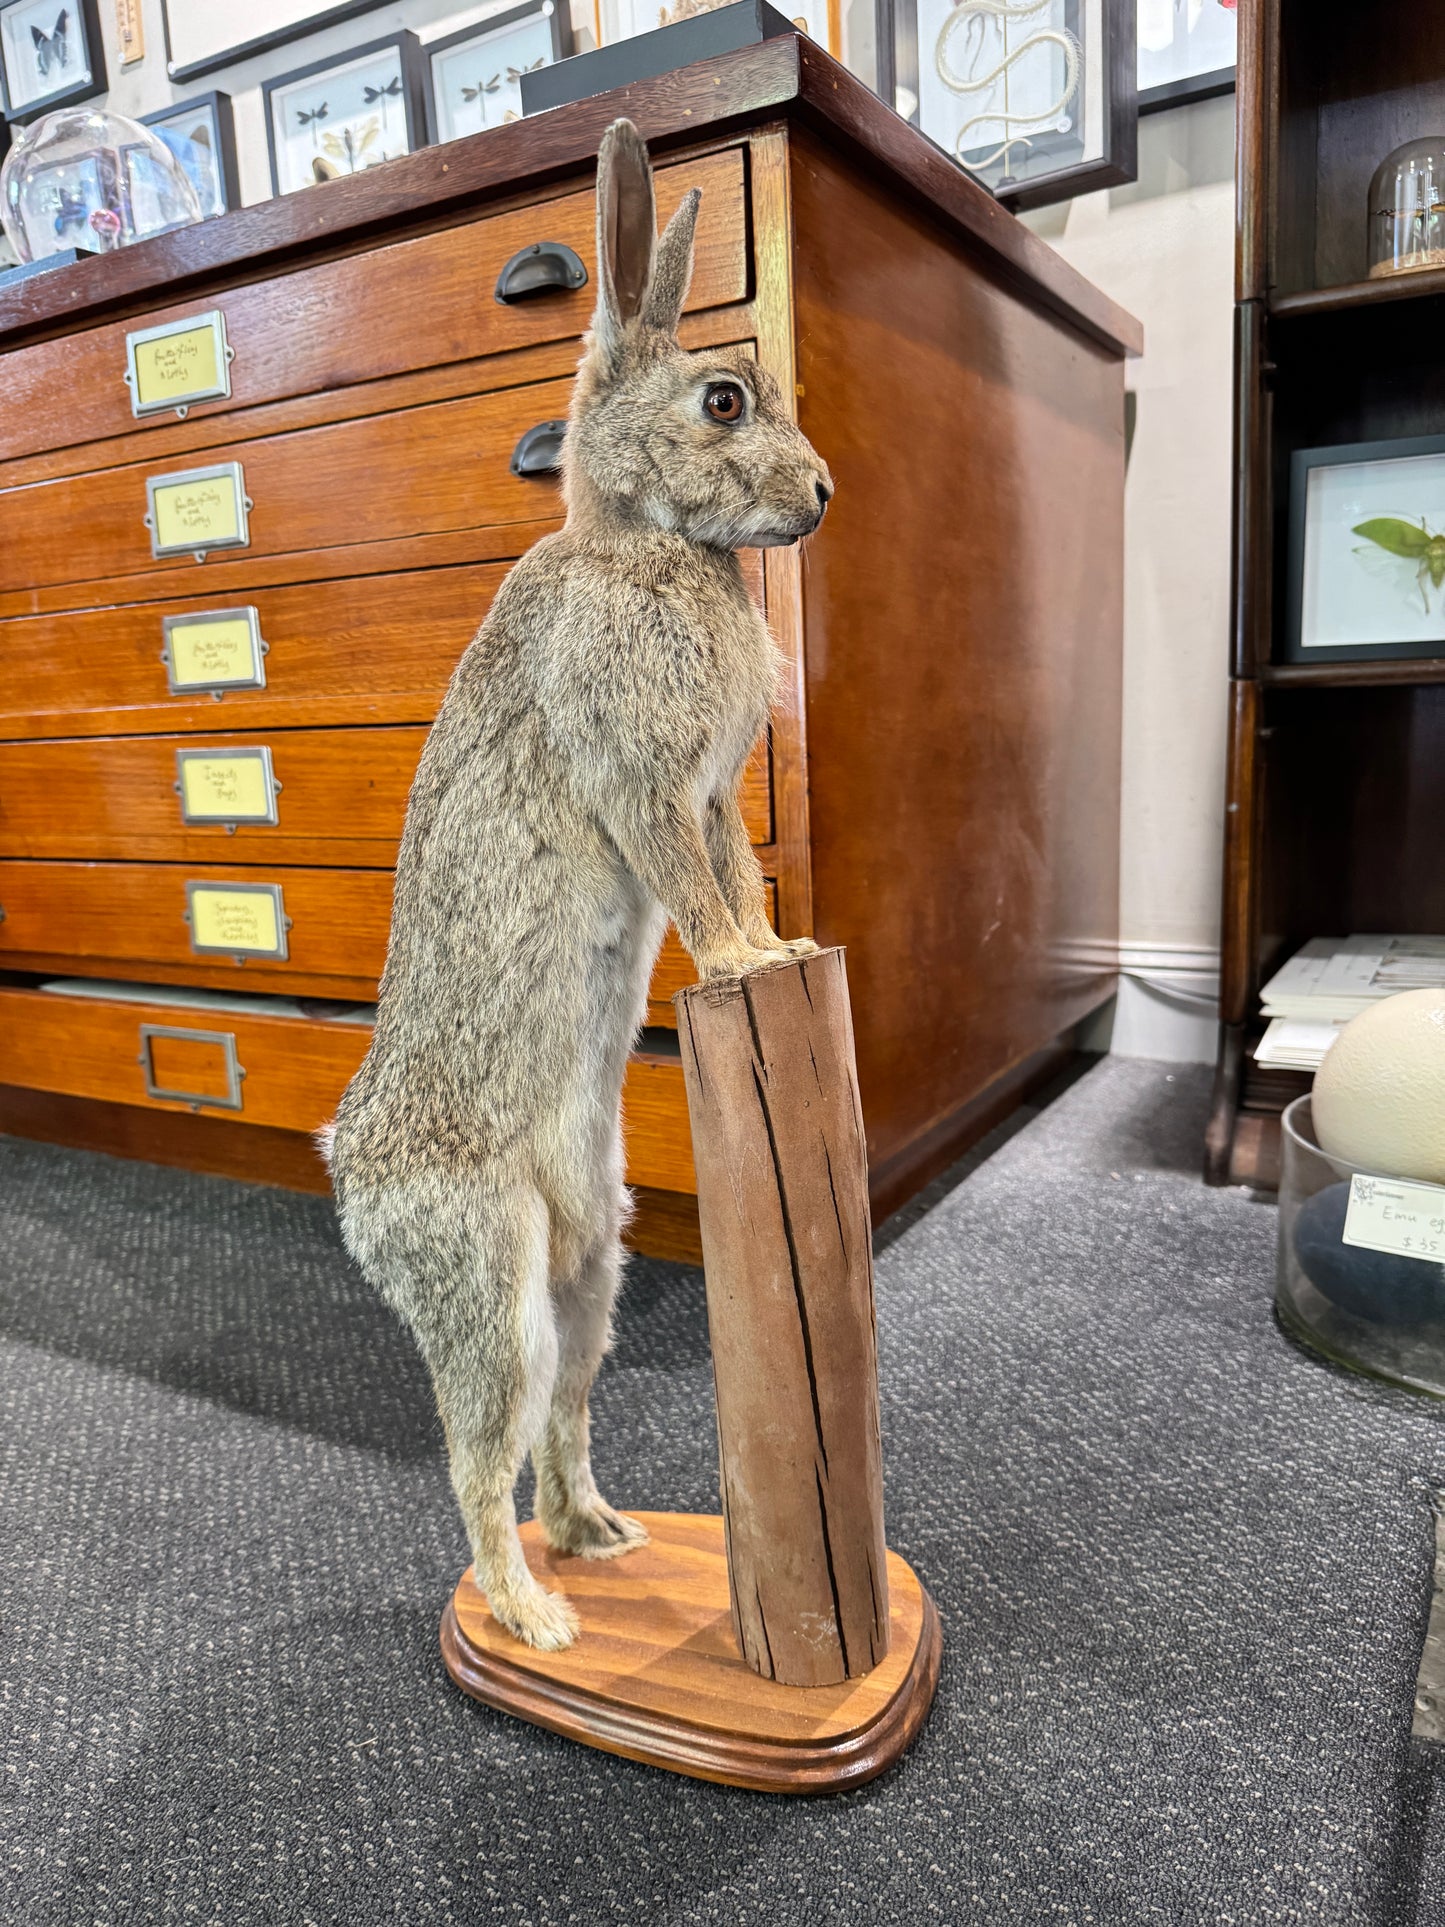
[
  {"left": 1, "top": 108, "right": 202, "bottom": 265},
  {"left": 1369, "top": 137, "right": 1445, "bottom": 279}
]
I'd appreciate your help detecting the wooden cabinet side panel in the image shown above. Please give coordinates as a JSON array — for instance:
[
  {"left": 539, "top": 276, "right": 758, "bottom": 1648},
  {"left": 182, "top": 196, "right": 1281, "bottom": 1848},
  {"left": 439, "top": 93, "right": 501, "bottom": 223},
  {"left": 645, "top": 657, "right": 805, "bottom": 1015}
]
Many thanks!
[{"left": 787, "top": 128, "right": 1124, "bottom": 1181}]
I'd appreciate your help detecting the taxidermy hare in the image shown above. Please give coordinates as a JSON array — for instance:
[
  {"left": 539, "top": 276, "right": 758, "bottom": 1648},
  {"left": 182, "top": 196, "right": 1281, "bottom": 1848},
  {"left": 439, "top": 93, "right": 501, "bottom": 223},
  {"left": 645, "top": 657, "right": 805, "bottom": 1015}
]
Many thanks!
[{"left": 327, "top": 119, "right": 833, "bottom": 1651}]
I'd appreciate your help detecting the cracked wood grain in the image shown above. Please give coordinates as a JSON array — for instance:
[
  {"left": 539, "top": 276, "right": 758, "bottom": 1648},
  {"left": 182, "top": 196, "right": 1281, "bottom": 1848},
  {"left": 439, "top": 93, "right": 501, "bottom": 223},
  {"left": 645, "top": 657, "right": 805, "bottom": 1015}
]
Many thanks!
[{"left": 675, "top": 946, "right": 889, "bottom": 1687}]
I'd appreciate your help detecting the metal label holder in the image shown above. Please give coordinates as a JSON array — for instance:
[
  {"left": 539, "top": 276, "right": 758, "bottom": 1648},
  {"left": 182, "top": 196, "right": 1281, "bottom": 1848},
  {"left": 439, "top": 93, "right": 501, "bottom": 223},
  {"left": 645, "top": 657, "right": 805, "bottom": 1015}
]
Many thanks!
[
  {"left": 144, "top": 460, "right": 253, "bottom": 563},
  {"left": 138, "top": 1024, "right": 246, "bottom": 1111},
  {"left": 161, "top": 605, "right": 268, "bottom": 698},
  {"left": 123, "top": 309, "right": 235, "bottom": 420},
  {"left": 174, "top": 744, "right": 280, "bottom": 830},
  {"left": 183, "top": 879, "right": 291, "bottom": 962}
]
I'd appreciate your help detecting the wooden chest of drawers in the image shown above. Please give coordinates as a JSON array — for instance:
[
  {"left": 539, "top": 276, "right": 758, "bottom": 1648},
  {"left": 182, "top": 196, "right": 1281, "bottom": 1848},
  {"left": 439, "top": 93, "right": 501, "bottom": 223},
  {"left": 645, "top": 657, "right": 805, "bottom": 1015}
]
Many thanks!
[{"left": 0, "top": 38, "right": 1138, "bottom": 1258}]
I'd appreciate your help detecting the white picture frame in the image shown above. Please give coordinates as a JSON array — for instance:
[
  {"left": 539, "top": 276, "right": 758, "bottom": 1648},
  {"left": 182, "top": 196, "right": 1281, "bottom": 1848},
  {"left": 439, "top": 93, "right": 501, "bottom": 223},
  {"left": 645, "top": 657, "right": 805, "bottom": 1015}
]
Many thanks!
[
  {"left": 263, "top": 32, "right": 426, "bottom": 197},
  {"left": 0, "top": 0, "right": 103, "bottom": 120},
  {"left": 1288, "top": 437, "right": 1445, "bottom": 665},
  {"left": 425, "top": 3, "right": 566, "bottom": 144}
]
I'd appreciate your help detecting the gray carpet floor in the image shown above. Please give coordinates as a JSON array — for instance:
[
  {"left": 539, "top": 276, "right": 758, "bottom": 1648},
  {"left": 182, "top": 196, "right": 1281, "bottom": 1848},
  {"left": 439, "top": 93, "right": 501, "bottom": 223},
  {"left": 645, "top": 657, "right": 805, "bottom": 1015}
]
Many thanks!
[{"left": 5, "top": 1057, "right": 1445, "bottom": 1926}]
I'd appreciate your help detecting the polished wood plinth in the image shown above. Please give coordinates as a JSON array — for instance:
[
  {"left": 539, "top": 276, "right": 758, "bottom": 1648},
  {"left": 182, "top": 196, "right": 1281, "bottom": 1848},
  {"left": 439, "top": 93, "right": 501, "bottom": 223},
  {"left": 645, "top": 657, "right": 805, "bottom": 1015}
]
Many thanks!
[{"left": 440, "top": 1513, "right": 941, "bottom": 1794}]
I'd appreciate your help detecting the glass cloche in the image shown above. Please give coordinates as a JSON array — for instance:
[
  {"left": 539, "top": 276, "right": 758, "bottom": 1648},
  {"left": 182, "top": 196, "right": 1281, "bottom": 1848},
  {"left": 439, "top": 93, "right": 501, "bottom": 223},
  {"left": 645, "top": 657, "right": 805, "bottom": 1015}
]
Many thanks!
[
  {"left": 1, "top": 108, "right": 202, "bottom": 265},
  {"left": 1369, "top": 137, "right": 1445, "bottom": 279}
]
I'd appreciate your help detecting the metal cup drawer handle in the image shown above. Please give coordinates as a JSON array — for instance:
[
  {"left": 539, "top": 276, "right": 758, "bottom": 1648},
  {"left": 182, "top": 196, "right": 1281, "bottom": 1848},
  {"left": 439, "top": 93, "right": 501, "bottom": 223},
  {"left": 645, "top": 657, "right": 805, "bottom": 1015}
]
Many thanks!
[{"left": 138, "top": 1024, "right": 246, "bottom": 1112}]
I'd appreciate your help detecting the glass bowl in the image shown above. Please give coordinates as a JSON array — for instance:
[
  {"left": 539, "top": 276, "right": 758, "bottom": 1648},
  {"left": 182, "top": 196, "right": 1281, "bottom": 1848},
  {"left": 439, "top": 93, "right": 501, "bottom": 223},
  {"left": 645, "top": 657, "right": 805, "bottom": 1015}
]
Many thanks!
[{"left": 1277, "top": 1094, "right": 1445, "bottom": 1398}]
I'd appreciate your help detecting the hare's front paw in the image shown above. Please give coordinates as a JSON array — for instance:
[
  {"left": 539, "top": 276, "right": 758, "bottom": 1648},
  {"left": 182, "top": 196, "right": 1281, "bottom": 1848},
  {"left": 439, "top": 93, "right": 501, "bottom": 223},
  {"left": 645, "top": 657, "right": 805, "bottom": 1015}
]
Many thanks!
[
  {"left": 700, "top": 943, "right": 791, "bottom": 982},
  {"left": 773, "top": 936, "right": 821, "bottom": 961},
  {"left": 480, "top": 1572, "right": 580, "bottom": 1651}
]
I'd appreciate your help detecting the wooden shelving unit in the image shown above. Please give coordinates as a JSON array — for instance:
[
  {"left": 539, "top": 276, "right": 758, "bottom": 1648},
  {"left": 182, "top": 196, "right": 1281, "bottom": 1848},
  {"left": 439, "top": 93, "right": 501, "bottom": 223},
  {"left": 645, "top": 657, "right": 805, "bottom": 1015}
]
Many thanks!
[{"left": 1206, "top": 0, "right": 1445, "bottom": 1188}]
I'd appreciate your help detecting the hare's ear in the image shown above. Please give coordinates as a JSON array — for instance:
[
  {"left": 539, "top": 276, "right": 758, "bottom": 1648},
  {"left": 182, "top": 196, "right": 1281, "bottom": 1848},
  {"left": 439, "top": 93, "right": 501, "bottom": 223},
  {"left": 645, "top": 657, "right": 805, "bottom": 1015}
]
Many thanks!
[
  {"left": 643, "top": 187, "right": 700, "bottom": 338},
  {"left": 594, "top": 118, "right": 656, "bottom": 360}
]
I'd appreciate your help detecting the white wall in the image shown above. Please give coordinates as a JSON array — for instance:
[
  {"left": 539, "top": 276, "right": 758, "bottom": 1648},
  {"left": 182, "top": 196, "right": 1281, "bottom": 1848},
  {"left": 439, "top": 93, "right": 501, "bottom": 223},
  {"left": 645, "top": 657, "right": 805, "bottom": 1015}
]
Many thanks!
[{"left": 1027, "top": 95, "right": 1237, "bottom": 1062}]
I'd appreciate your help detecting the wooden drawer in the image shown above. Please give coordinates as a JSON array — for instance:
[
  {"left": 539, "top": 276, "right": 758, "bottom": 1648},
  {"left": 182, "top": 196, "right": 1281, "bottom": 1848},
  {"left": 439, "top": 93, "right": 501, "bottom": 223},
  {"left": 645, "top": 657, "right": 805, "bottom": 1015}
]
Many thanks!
[
  {"left": 0, "top": 378, "right": 580, "bottom": 598},
  {"left": 0, "top": 564, "right": 500, "bottom": 741},
  {"left": 0, "top": 730, "right": 772, "bottom": 865},
  {"left": 0, "top": 983, "right": 371, "bottom": 1131},
  {"left": 0, "top": 149, "right": 748, "bottom": 467},
  {"left": 0, "top": 859, "right": 764, "bottom": 1014},
  {"left": 0, "top": 862, "right": 391, "bottom": 999},
  {"left": 0, "top": 984, "right": 696, "bottom": 1189},
  {"left": 0, "top": 728, "right": 423, "bottom": 866}
]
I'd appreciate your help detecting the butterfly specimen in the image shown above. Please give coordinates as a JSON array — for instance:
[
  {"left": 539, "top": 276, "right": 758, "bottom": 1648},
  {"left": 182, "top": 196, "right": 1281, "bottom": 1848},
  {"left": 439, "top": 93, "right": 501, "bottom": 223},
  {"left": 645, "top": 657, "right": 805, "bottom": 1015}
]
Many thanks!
[
  {"left": 320, "top": 116, "right": 381, "bottom": 173},
  {"left": 30, "top": 7, "right": 69, "bottom": 77},
  {"left": 50, "top": 182, "right": 85, "bottom": 236},
  {"left": 1353, "top": 516, "right": 1445, "bottom": 614}
]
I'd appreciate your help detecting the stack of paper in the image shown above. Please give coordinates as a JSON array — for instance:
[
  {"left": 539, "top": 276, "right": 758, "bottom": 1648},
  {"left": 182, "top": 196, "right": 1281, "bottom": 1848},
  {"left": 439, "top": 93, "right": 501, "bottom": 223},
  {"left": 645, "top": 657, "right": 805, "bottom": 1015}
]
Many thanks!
[{"left": 1254, "top": 936, "right": 1445, "bottom": 1070}]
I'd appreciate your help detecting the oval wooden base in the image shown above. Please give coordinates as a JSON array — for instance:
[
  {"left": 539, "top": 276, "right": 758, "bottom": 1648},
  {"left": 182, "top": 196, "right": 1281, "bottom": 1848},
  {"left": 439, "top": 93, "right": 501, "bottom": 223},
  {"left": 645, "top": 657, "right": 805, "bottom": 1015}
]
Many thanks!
[{"left": 440, "top": 1512, "right": 941, "bottom": 1795}]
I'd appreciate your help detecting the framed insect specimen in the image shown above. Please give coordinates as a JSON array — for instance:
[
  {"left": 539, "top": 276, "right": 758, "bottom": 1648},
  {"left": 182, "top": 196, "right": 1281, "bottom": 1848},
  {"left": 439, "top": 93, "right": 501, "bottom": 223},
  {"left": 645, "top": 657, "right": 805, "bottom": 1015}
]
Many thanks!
[
  {"left": 160, "top": 0, "right": 392, "bottom": 84},
  {"left": 263, "top": 31, "right": 427, "bottom": 198},
  {"left": 0, "top": 0, "right": 106, "bottom": 123},
  {"left": 1138, "top": 0, "right": 1235, "bottom": 114},
  {"left": 1286, "top": 436, "right": 1445, "bottom": 666},
  {"left": 424, "top": 2, "right": 570, "bottom": 146},
  {"left": 876, "top": 0, "right": 1135, "bottom": 211},
  {"left": 141, "top": 92, "right": 240, "bottom": 218}
]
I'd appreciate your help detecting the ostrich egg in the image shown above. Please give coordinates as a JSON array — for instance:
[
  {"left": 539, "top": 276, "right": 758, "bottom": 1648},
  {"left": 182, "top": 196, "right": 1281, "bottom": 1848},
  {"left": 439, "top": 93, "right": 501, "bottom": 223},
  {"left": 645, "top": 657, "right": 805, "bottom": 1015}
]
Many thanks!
[{"left": 1312, "top": 989, "right": 1445, "bottom": 1183}]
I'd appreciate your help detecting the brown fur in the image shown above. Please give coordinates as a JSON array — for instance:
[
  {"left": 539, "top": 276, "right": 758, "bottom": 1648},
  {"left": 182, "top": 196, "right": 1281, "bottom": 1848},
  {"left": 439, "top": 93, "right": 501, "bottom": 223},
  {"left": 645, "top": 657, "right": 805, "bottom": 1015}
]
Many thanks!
[{"left": 326, "top": 120, "right": 833, "bottom": 1649}]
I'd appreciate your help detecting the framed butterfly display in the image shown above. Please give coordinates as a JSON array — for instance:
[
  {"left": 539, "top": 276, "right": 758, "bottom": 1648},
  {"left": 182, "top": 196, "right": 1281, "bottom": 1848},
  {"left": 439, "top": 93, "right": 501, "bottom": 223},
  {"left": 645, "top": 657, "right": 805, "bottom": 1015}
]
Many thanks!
[
  {"left": 141, "top": 92, "right": 240, "bottom": 218},
  {"left": 424, "top": 2, "right": 570, "bottom": 146},
  {"left": 263, "top": 31, "right": 427, "bottom": 197},
  {"left": 0, "top": 0, "right": 105, "bottom": 123}
]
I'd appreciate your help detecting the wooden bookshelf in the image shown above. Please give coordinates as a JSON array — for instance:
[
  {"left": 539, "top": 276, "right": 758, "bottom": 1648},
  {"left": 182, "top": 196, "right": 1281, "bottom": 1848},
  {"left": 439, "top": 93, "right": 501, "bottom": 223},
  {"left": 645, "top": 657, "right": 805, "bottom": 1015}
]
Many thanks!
[{"left": 1206, "top": 0, "right": 1445, "bottom": 1187}]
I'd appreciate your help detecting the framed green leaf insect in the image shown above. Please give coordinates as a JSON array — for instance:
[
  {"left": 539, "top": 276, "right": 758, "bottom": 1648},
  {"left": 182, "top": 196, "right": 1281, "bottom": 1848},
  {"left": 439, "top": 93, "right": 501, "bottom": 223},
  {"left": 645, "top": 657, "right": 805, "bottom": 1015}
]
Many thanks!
[{"left": 1286, "top": 435, "right": 1445, "bottom": 664}]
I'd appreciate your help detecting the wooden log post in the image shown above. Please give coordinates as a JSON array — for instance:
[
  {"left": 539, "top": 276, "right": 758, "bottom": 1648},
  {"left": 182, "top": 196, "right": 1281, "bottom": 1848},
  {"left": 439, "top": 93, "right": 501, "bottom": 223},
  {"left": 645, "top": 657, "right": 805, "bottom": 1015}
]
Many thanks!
[{"left": 674, "top": 947, "right": 889, "bottom": 1688}]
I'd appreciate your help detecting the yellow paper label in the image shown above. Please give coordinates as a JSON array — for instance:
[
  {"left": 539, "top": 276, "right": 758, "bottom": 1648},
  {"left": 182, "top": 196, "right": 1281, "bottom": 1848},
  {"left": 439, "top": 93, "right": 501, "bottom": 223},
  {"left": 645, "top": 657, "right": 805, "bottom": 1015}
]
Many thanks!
[
  {"left": 151, "top": 474, "right": 243, "bottom": 552},
  {"left": 178, "top": 752, "right": 273, "bottom": 821},
  {"left": 168, "top": 615, "right": 260, "bottom": 689},
  {"left": 189, "top": 887, "right": 282, "bottom": 955},
  {"left": 132, "top": 323, "right": 219, "bottom": 407}
]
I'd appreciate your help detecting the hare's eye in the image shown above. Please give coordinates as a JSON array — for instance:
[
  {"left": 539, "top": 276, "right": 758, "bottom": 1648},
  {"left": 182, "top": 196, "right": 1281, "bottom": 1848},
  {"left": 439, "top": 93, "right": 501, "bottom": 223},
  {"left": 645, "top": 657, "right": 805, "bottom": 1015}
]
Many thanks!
[{"left": 703, "top": 382, "right": 745, "bottom": 424}]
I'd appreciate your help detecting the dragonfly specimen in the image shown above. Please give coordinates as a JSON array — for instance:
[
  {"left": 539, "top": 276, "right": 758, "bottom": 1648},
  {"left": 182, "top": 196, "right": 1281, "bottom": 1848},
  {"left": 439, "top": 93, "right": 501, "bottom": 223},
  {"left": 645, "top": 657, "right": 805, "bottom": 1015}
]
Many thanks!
[
  {"left": 320, "top": 116, "right": 382, "bottom": 173},
  {"left": 1353, "top": 516, "right": 1445, "bottom": 614},
  {"left": 460, "top": 58, "right": 545, "bottom": 104},
  {"left": 364, "top": 74, "right": 401, "bottom": 131},
  {"left": 30, "top": 9, "right": 69, "bottom": 77},
  {"left": 296, "top": 102, "right": 329, "bottom": 148}
]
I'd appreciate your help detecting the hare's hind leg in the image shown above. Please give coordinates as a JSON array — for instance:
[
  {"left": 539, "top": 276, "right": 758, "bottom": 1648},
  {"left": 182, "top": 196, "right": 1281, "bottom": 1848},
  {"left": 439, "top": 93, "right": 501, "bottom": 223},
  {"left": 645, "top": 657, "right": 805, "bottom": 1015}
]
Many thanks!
[
  {"left": 534, "top": 1202, "right": 649, "bottom": 1561},
  {"left": 419, "top": 1184, "right": 579, "bottom": 1651}
]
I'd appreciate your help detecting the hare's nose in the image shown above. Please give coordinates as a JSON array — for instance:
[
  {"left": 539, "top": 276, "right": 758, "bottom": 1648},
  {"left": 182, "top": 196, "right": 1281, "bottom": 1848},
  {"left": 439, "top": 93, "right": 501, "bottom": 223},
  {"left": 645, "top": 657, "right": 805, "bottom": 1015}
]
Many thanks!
[{"left": 815, "top": 479, "right": 833, "bottom": 513}]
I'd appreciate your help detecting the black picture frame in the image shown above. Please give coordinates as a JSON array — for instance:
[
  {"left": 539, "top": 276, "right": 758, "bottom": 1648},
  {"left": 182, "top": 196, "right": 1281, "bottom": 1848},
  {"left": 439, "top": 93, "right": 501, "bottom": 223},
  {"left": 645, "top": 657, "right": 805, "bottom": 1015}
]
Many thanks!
[
  {"left": 1138, "top": 64, "right": 1234, "bottom": 116},
  {"left": 261, "top": 30, "right": 428, "bottom": 200},
  {"left": 1285, "top": 434, "right": 1445, "bottom": 666},
  {"left": 423, "top": 1, "right": 571, "bottom": 147},
  {"left": 0, "top": 0, "right": 106, "bottom": 124},
  {"left": 160, "top": 0, "right": 391, "bottom": 86},
  {"left": 140, "top": 92, "right": 241, "bottom": 218},
  {"left": 875, "top": 0, "right": 1136, "bottom": 213}
]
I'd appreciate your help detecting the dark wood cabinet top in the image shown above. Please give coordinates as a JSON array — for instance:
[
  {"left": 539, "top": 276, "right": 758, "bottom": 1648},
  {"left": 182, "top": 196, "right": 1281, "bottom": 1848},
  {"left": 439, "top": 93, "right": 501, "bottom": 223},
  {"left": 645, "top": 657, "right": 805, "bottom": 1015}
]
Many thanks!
[{"left": 0, "top": 35, "right": 1140, "bottom": 358}]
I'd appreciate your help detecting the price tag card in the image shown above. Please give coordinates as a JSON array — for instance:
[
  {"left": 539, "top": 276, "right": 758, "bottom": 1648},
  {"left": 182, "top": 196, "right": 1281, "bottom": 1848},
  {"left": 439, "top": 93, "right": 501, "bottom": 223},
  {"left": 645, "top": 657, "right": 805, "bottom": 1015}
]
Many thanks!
[
  {"left": 1343, "top": 1174, "right": 1445, "bottom": 1261},
  {"left": 146, "top": 462, "right": 251, "bottom": 560},
  {"left": 186, "top": 881, "right": 289, "bottom": 960},
  {"left": 175, "top": 746, "right": 279, "bottom": 826},
  {"left": 125, "top": 310, "right": 231, "bottom": 417},
  {"left": 162, "top": 607, "right": 267, "bottom": 695}
]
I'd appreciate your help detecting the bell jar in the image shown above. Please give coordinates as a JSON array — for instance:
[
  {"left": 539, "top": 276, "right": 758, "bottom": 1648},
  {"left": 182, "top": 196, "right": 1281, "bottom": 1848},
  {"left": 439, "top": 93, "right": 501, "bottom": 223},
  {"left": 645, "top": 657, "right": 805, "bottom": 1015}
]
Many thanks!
[
  {"left": 1, "top": 108, "right": 202, "bottom": 266},
  {"left": 1369, "top": 138, "right": 1445, "bottom": 279}
]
